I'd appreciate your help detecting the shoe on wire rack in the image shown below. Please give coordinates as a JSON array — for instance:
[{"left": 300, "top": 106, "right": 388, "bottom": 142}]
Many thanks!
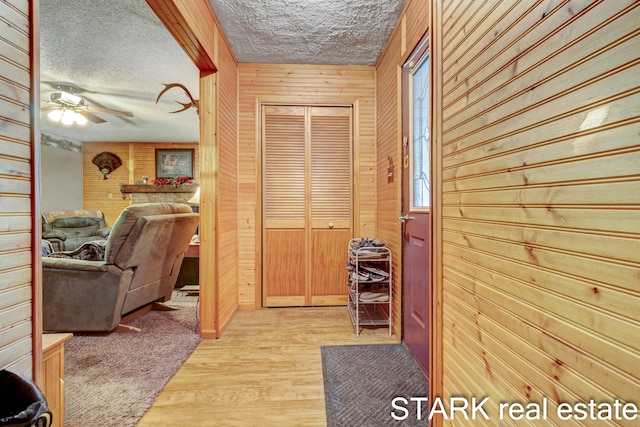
[
  {"left": 359, "top": 291, "right": 389, "bottom": 302},
  {"left": 360, "top": 264, "right": 389, "bottom": 277}
]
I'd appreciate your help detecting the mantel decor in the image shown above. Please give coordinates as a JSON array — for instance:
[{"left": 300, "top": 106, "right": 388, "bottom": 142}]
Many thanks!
[
  {"left": 119, "top": 183, "right": 198, "bottom": 199},
  {"left": 155, "top": 148, "right": 194, "bottom": 178},
  {"left": 152, "top": 176, "right": 193, "bottom": 186}
]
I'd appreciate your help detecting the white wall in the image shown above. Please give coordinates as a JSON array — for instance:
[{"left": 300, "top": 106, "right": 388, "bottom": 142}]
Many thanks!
[{"left": 41, "top": 145, "right": 83, "bottom": 212}]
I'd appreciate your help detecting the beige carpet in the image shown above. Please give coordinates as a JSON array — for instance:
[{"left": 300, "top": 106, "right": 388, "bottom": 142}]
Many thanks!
[{"left": 63, "top": 293, "right": 202, "bottom": 427}]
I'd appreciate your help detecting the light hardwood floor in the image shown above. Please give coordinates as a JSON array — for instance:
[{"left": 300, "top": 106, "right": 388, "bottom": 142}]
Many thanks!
[{"left": 137, "top": 307, "right": 398, "bottom": 426}]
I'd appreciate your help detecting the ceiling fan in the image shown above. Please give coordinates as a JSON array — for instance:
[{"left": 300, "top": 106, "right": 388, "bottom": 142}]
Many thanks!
[{"left": 42, "top": 85, "right": 133, "bottom": 125}]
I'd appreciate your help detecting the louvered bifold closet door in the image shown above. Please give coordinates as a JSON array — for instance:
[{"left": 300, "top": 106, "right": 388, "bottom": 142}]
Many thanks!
[
  {"left": 263, "top": 106, "right": 307, "bottom": 306},
  {"left": 263, "top": 105, "right": 353, "bottom": 307},
  {"left": 310, "top": 106, "right": 352, "bottom": 305}
]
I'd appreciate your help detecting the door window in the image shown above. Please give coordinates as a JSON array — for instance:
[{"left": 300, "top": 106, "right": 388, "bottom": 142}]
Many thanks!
[{"left": 410, "top": 51, "right": 430, "bottom": 211}]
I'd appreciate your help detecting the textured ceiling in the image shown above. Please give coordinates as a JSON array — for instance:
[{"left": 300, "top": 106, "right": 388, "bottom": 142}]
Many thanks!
[
  {"left": 40, "top": 0, "right": 200, "bottom": 143},
  {"left": 39, "top": 0, "right": 407, "bottom": 144},
  {"left": 208, "top": 0, "right": 407, "bottom": 65}
]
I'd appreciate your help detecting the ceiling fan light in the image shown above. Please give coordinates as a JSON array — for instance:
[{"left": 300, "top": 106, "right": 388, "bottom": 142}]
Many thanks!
[
  {"left": 47, "top": 109, "right": 63, "bottom": 122},
  {"left": 59, "top": 91, "right": 83, "bottom": 106},
  {"left": 74, "top": 113, "right": 88, "bottom": 125},
  {"left": 61, "top": 109, "right": 76, "bottom": 125}
]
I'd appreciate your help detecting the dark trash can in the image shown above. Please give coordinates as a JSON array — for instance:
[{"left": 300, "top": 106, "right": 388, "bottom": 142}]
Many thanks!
[{"left": 0, "top": 370, "right": 51, "bottom": 427}]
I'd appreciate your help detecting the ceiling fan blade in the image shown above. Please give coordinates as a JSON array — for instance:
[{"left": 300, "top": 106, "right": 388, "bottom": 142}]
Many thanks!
[
  {"left": 78, "top": 111, "right": 107, "bottom": 124},
  {"left": 86, "top": 106, "right": 133, "bottom": 117},
  {"left": 41, "top": 82, "right": 93, "bottom": 94}
]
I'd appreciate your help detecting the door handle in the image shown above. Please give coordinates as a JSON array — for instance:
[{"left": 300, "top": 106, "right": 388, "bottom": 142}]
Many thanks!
[{"left": 398, "top": 214, "right": 415, "bottom": 223}]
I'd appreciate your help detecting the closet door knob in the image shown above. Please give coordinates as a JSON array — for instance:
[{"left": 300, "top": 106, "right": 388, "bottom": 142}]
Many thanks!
[{"left": 328, "top": 222, "right": 334, "bottom": 229}]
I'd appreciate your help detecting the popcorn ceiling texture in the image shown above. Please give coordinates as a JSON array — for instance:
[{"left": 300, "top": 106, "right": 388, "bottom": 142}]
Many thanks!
[
  {"left": 38, "top": 0, "right": 406, "bottom": 144},
  {"left": 40, "top": 0, "right": 200, "bottom": 143},
  {"left": 208, "top": 0, "right": 408, "bottom": 65}
]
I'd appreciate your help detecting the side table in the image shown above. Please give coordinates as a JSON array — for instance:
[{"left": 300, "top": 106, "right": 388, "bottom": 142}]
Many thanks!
[
  {"left": 42, "top": 333, "right": 72, "bottom": 427},
  {"left": 177, "top": 243, "right": 199, "bottom": 293}
]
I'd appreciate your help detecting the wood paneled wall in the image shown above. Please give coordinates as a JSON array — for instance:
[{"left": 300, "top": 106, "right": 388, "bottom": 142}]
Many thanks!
[
  {"left": 212, "top": 25, "right": 239, "bottom": 336},
  {"left": 376, "top": 0, "right": 429, "bottom": 338},
  {"left": 435, "top": 1, "right": 639, "bottom": 425},
  {"left": 238, "top": 63, "right": 377, "bottom": 309},
  {"left": 82, "top": 142, "right": 199, "bottom": 225},
  {"left": 0, "top": 0, "right": 37, "bottom": 377}
]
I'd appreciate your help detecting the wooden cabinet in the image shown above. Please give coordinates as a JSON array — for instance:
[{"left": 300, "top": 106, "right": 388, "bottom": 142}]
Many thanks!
[{"left": 42, "top": 333, "right": 72, "bottom": 427}]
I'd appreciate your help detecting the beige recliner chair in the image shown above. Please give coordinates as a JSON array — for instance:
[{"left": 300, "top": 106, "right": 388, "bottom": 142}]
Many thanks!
[{"left": 42, "top": 203, "right": 199, "bottom": 332}]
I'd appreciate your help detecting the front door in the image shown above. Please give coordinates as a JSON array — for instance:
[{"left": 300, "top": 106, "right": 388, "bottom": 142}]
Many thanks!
[{"left": 402, "top": 37, "right": 431, "bottom": 373}]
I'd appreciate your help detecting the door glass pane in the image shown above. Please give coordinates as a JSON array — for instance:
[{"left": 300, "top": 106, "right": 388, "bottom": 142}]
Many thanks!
[{"left": 411, "top": 54, "right": 430, "bottom": 210}]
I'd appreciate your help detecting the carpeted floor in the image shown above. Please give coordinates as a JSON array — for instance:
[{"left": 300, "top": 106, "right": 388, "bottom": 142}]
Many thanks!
[
  {"left": 322, "top": 344, "right": 429, "bottom": 427},
  {"left": 63, "top": 292, "right": 202, "bottom": 427}
]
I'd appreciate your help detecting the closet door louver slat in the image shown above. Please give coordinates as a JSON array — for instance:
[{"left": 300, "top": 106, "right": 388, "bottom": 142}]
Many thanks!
[
  {"left": 264, "top": 110, "right": 306, "bottom": 228},
  {"left": 311, "top": 109, "right": 352, "bottom": 228}
]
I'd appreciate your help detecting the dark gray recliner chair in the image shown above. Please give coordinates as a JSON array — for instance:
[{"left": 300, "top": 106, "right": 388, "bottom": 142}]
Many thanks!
[{"left": 41, "top": 210, "right": 111, "bottom": 252}]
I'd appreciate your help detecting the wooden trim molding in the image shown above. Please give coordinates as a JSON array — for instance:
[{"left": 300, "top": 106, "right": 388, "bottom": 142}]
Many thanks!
[
  {"left": 31, "top": 0, "right": 43, "bottom": 385},
  {"left": 198, "top": 72, "right": 218, "bottom": 339},
  {"left": 145, "top": 0, "right": 217, "bottom": 74},
  {"left": 429, "top": 0, "right": 444, "bottom": 426}
]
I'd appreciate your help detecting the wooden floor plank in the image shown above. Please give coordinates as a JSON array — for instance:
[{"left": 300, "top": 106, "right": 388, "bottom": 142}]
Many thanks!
[{"left": 137, "top": 307, "right": 398, "bottom": 426}]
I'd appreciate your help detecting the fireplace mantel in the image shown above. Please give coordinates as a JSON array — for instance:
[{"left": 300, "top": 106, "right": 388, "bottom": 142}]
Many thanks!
[{"left": 119, "top": 183, "right": 198, "bottom": 200}]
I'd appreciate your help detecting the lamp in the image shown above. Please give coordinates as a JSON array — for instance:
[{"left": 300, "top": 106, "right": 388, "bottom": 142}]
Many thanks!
[
  {"left": 187, "top": 187, "right": 200, "bottom": 241},
  {"left": 187, "top": 186, "right": 200, "bottom": 207}
]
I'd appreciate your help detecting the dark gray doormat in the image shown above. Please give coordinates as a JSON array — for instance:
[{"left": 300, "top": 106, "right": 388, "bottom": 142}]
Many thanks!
[{"left": 321, "top": 344, "right": 429, "bottom": 427}]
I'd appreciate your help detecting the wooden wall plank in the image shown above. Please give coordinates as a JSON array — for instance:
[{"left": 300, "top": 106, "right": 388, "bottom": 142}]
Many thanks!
[
  {"left": 437, "top": 2, "right": 640, "bottom": 426},
  {"left": 0, "top": 0, "right": 34, "bottom": 377}
]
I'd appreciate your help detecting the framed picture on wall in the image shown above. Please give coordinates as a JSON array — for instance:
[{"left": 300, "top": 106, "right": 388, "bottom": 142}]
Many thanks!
[{"left": 155, "top": 149, "right": 194, "bottom": 178}]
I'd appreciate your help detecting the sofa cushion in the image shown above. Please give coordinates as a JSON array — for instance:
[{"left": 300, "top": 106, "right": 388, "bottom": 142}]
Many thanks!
[
  {"left": 42, "top": 209, "right": 104, "bottom": 223},
  {"left": 93, "top": 226, "right": 112, "bottom": 238},
  {"left": 42, "top": 230, "right": 66, "bottom": 240}
]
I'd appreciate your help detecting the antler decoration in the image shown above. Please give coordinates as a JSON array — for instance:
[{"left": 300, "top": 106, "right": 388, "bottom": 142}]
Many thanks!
[
  {"left": 92, "top": 152, "right": 122, "bottom": 180},
  {"left": 155, "top": 83, "right": 199, "bottom": 115}
]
